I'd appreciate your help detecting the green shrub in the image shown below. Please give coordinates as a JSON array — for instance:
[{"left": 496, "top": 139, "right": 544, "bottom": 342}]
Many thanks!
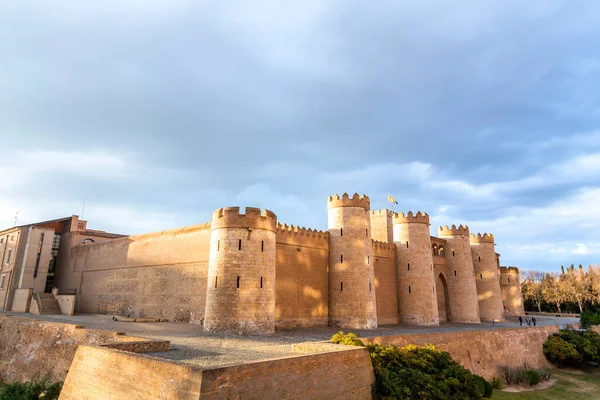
[
  {"left": 0, "top": 375, "right": 62, "bottom": 400},
  {"left": 367, "top": 343, "right": 490, "bottom": 399},
  {"left": 330, "top": 331, "right": 365, "bottom": 347},
  {"left": 543, "top": 335, "right": 581, "bottom": 368},
  {"left": 524, "top": 369, "right": 541, "bottom": 386},
  {"left": 543, "top": 328, "right": 600, "bottom": 368},
  {"left": 581, "top": 310, "right": 600, "bottom": 328},
  {"left": 490, "top": 377, "right": 502, "bottom": 389}
]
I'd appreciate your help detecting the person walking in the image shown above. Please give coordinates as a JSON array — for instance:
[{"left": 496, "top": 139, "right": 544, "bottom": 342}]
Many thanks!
[
  {"left": 526, "top": 317, "right": 531, "bottom": 326},
  {"left": 519, "top": 315, "right": 523, "bottom": 326},
  {"left": 532, "top": 317, "right": 537, "bottom": 326}
]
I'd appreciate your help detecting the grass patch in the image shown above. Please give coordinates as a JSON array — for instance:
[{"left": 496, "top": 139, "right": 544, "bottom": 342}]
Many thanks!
[{"left": 491, "top": 370, "right": 600, "bottom": 400}]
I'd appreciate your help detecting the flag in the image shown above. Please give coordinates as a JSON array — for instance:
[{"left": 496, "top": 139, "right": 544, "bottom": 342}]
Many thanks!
[{"left": 387, "top": 196, "right": 398, "bottom": 205}]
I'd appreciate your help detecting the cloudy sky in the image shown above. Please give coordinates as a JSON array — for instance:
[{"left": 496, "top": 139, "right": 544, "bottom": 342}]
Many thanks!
[{"left": 1, "top": 1, "right": 600, "bottom": 271}]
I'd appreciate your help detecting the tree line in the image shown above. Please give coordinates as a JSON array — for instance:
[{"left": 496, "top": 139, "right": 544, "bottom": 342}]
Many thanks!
[{"left": 521, "top": 265, "right": 600, "bottom": 314}]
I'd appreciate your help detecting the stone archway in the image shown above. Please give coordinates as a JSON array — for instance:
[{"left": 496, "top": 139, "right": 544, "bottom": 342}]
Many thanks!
[{"left": 436, "top": 273, "right": 451, "bottom": 322}]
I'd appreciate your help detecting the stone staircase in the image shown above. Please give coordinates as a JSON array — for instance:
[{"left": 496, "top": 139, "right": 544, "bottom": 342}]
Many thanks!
[{"left": 33, "top": 293, "right": 62, "bottom": 315}]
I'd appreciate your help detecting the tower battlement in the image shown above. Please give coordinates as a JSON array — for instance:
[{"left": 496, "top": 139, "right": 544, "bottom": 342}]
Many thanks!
[
  {"left": 499, "top": 266, "right": 520, "bottom": 275},
  {"left": 470, "top": 233, "right": 495, "bottom": 244},
  {"left": 211, "top": 207, "right": 277, "bottom": 232},
  {"left": 328, "top": 193, "right": 370, "bottom": 210},
  {"left": 438, "top": 224, "right": 470, "bottom": 236},
  {"left": 393, "top": 211, "right": 429, "bottom": 225},
  {"left": 372, "top": 239, "right": 395, "bottom": 253}
]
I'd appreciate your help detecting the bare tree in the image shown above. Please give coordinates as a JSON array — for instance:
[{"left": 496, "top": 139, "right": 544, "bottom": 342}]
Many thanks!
[
  {"left": 521, "top": 270, "right": 545, "bottom": 312},
  {"left": 542, "top": 272, "right": 569, "bottom": 313}
]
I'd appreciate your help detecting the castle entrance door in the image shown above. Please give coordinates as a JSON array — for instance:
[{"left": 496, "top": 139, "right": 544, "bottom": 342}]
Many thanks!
[{"left": 436, "top": 273, "right": 450, "bottom": 322}]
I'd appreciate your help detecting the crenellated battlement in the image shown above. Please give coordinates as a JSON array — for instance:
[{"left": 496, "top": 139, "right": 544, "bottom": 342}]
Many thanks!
[
  {"left": 470, "top": 233, "right": 495, "bottom": 244},
  {"left": 371, "top": 209, "right": 394, "bottom": 215},
  {"left": 327, "top": 193, "right": 370, "bottom": 210},
  {"left": 499, "top": 266, "right": 520, "bottom": 275},
  {"left": 392, "top": 211, "right": 430, "bottom": 225},
  {"left": 211, "top": 206, "right": 277, "bottom": 232},
  {"left": 372, "top": 239, "right": 395, "bottom": 253},
  {"left": 276, "top": 223, "right": 328, "bottom": 239},
  {"left": 438, "top": 224, "right": 470, "bottom": 236}
]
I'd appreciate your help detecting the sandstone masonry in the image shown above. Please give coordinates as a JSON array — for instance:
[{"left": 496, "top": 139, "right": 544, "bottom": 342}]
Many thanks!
[{"left": 1, "top": 193, "right": 525, "bottom": 334}]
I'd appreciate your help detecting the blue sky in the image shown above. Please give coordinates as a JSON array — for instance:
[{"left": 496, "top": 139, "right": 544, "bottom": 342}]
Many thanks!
[{"left": 1, "top": 1, "right": 600, "bottom": 272}]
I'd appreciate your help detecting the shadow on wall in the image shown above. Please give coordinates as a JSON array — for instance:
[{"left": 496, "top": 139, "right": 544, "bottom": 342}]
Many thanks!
[
  {"left": 61, "top": 224, "right": 212, "bottom": 324},
  {"left": 275, "top": 241, "right": 329, "bottom": 328}
]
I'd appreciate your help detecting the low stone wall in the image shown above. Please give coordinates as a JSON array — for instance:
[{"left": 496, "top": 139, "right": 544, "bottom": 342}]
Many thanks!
[
  {"left": 55, "top": 294, "right": 76, "bottom": 316},
  {"left": 0, "top": 314, "right": 169, "bottom": 383},
  {"left": 525, "top": 311, "right": 580, "bottom": 318},
  {"left": 60, "top": 346, "right": 202, "bottom": 400},
  {"left": 100, "top": 340, "right": 170, "bottom": 353},
  {"left": 60, "top": 343, "right": 374, "bottom": 400},
  {"left": 362, "top": 326, "right": 558, "bottom": 379},
  {"left": 10, "top": 289, "right": 32, "bottom": 313}
]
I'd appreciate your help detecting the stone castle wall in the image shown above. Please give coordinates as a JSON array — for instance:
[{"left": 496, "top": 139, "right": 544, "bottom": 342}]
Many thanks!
[
  {"left": 275, "top": 224, "right": 329, "bottom": 328},
  {"left": 372, "top": 240, "right": 398, "bottom": 324},
  {"left": 471, "top": 234, "right": 505, "bottom": 322},
  {"left": 45, "top": 193, "right": 522, "bottom": 332},
  {"left": 439, "top": 225, "right": 481, "bottom": 323},
  {"left": 72, "top": 223, "right": 212, "bottom": 323}
]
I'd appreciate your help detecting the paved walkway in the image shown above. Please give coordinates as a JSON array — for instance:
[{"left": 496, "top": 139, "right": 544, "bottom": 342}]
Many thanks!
[{"left": 4, "top": 312, "right": 579, "bottom": 368}]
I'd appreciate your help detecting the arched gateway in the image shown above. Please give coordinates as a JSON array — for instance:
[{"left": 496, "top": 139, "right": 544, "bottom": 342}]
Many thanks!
[{"left": 436, "top": 273, "right": 451, "bottom": 322}]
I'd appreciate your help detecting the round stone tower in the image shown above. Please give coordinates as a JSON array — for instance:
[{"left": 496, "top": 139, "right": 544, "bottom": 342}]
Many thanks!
[
  {"left": 393, "top": 212, "right": 439, "bottom": 326},
  {"left": 327, "top": 193, "right": 377, "bottom": 329},
  {"left": 499, "top": 266, "right": 525, "bottom": 316},
  {"left": 470, "top": 233, "right": 505, "bottom": 322},
  {"left": 438, "top": 225, "right": 480, "bottom": 323},
  {"left": 204, "top": 206, "right": 277, "bottom": 334}
]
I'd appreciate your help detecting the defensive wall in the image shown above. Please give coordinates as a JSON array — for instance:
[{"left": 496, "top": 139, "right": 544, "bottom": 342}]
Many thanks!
[
  {"left": 45, "top": 192, "right": 518, "bottom": 333},
  {"left": 0, "top": 314, "right": 167, "bottom": 384},
  {"left": 59, "top": 223, "right": 213, "bottom": 324},
  {"left": 361, "top": 325, "right": 561, "bottom": 380},
  {"left": 60, "top": 343, "right": 374, "bottom": 400}
]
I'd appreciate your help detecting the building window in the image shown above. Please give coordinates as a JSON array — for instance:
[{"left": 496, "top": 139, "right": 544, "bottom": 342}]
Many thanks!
[
  {"left": 217, "top": 240, "right": 220, "bottom": 251},
  {"left": 214, "top": 276, "right": 218, "bottom": 288},
  {"left": 480, "top": 273, "right": 483, "bottom": 279},
  {"left": 260, "top": 277, "right": 263, "bottom": 288},
  {"left": 454, "top": 270, "right": 457, "bottom": 276},
  {"left": 340, "top": 228, "right": 343, "bottom": 236},
  {"left": 340, "top": 282, "right": 343, "bottom": 291},
  {"left": 82, "top": 238, "right": 95, "bottom": 244},
  {"left": 0, "top": 274, "right": 4, "bottom": 289},
  {"left": 238, "top": 239, "right": 242, "bottom": 250},
  {"left": 365, "top": 229, "right": 368, "bottom": 237},
  {"left": 408, "top": 285, "right": 412, "bottom": 294},
  {"left": 406, "top": 241, "right": 409, "bottom": 248},
  {"left": 6, "top": 249, "right": 11, "bottom": 264},
  {"left": 408, "top": 263, "right": 410, "bottom": 271},
  {"left": 452, "top": 250, "right": 455, "bottom": 257},
  {"left": 367, "top": 255, "right": 370, "bottom": 264},
  {"left": 439, "top": 246, "right": 445, "bottom": 257},
  {"left": 478, "top": 256, "right": 481, "bottom": 262},
  {"left": 0, "top": 238, "right": 3, "bottom": 245},
  {"left": 10, "top": 235, "right": 14, "bottom": 242},
  {"left": 432, "top": 244, "right": 438, "bottom": 256},
  {"left": 237, "top": 276, "right": 240, "bottom": 288},
  {"left": 340, "top": 254, "right": 343, "bottom": 263},
  {"left": 34, "top": 233, "right": 44, "bottom": 278},
  {"left": 369, "top": 282, "right": 372, "bottom": 292},
  {"left": 261, "top": 241, "right": 264, "bottom": 252}
]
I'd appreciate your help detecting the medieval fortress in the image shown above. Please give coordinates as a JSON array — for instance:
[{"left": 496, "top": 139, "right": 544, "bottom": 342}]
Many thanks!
[{"left": 0, "top": 193, "right": 524, "bottom": 334}]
